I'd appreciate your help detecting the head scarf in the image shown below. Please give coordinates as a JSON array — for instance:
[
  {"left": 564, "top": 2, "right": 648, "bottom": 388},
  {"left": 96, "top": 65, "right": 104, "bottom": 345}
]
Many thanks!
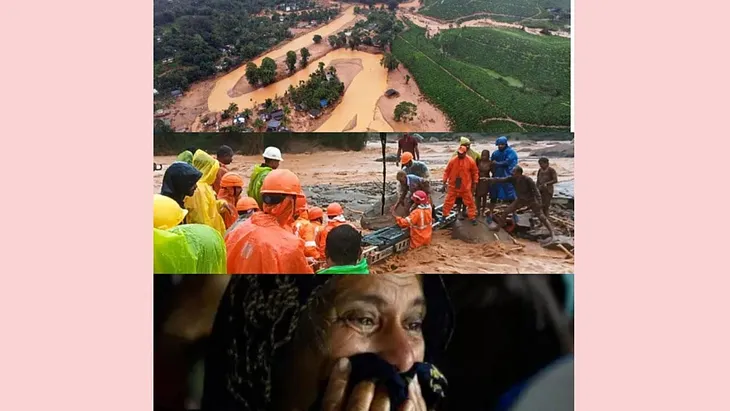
[
  {"left": 161, "top": 162, "right": 203, "bottom": 208},
  {"left": 192, "top": 150, "right": 220, "bottom": 186},
  {"left": 176, "top": 150, "right": 194, "bottom": 164},
  {"left": 202, "top": 275, "right": 454, "bottom": 411}
]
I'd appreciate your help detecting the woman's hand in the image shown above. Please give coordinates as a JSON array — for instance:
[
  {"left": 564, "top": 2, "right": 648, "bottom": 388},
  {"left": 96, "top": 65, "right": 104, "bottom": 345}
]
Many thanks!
[{"left": 321, "top": 358, "right": 428, "bottom": 411}]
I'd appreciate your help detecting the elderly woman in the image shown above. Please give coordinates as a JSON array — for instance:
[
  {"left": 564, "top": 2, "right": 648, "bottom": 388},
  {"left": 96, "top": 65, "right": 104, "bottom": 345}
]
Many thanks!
[{"left": 202, "top": 274, "right": 454, "bottom": 411}]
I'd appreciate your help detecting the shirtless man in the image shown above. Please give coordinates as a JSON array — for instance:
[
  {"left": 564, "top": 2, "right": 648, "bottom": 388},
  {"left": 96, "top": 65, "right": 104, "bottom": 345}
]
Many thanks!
[{"left": 536, "top": 157, "right": 558, "bottom": 217}]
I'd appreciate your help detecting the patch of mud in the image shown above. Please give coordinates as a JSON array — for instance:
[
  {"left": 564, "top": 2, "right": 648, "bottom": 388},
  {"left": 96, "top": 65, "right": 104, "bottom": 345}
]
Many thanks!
[
  {"left": 342, "top": 114, "right": 357, "bottom": 131},
  {"left": 450, "top": 219, "right": 514, "bottom": 244},
  {"left": 530, "top": 143, "right": 574, "bottom": 158},
  {"left": 377, "top": 66, "right": 451, "bottom": 132}
]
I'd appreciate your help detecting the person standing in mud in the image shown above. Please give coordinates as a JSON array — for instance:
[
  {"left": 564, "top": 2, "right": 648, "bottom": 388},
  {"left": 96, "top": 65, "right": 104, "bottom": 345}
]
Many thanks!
[
  {"left": 452, "top": 137, "right": 481, "bottom": 163},
  {"left": 400, "top": 152, "right": 430, "bottom": 178},
  {"left": 213, "top": 145, "right": 234, "bottom": 193},
  {"left": 396, "top": 133, "right": 420, "bottom": 165},
  {"left": 489, "top": 136, "right": 519, "bottom": 214},
  {"left": 247, "top": 146, "right": 283, "bottom": 209},
  {"left": 442, "top": 146, "right": 480, "bottom": 225},
  {"left": 396, "top": 170, "right": 433, "bottom": 215},
  {"left": 537, "top": 157, "right": 558, "bottom": 218},
  {"left": 394, "top": 190, "right": 433, "bottom": 250},
  {"left": 488, "top": 166, "right": 556, "bottom": 242},
  {"left": 476, "top": 149, "right": 493, "bottom": 217}
]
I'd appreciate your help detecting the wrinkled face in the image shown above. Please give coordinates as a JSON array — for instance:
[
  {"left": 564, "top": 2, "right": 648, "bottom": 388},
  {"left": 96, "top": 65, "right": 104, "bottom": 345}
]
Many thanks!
[
  {"left": 276, "top": 275, "right": 426, "bottom": 410},
  {"left": 497, "top": 144, "right": 507, "bottom": 151}
]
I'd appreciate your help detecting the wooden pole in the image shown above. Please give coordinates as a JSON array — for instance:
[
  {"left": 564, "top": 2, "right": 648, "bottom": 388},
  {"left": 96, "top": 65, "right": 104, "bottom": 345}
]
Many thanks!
[{"left": 381, "top": 132, "right": 387, "bottom": 215}]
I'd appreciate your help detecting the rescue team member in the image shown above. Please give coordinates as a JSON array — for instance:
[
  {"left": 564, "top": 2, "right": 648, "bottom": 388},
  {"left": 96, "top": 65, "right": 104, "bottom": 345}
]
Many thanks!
[
  {"left": 394, "top": 190, "right": 433, "bottom": 250},
  {"left": 154, "top": 224, "right": 226, "bottom": 274},
  {"left": 395, "top": 170, "right": 432, "bottom": 213},
  {"left": 308, "top": 206, "right": 325, "bottom": 256},
  {"left": 248, "top": 146, "right": 283, "bottom": 208},
  {"left": 186, "top": 150, "right": 227, "bottom": 235},
  {"left": 176, "top": 150, "right": 193, "bottom": 164},
  {"left": 443, "top": 145, "right": 479, "bottom": 225},
  {"left": 217, "top": 172, "right": 245, "bottom": 229},
  {"left": 400, "top": 152, "right": 429, "bottom": 178},
  {"left": 213, "top": 145, "right": 235, "bottom": 193},
  {"left": 226, "top": 196, "right": 259, "bottom": 234},
  {"left": 488, "top": 166, "right": 556, "bottom": 241},
  {"left": 154, "top": 194, "right": 188, "bottom": 230},
  {"left": 317, "top": 224, "right": 369, "bottom": 274},
  {"left": 317, "top": 202, "right": 348, "bottom": 259},
  {"left": 160, "top": 162, "right": 202, "bottom": 216},
  {"left": 396, "top": 133, "right": 419, "bottom": 164},
  {"left": 452, "top": 137, "right": 481, "bottom": 163},
  {"left": 537, "top": 157, "right": 558, "bottom": 217},
  {"left": 293, "top": 197, "right": 320, "bottom": 260},
  {"left": 225, "top": 169, "right": 313, "bottom": 274},
  {"left": 476, "top": 149, "right": 493, "bottom": 217},
  {"left": 489, "top": 136, "right": 519, "bottom": 213}
]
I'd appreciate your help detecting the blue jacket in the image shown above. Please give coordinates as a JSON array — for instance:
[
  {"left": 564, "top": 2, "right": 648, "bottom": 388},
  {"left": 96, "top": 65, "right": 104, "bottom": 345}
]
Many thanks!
[{"left": 490, "top": 137, "right": 518, "bottom": 200}]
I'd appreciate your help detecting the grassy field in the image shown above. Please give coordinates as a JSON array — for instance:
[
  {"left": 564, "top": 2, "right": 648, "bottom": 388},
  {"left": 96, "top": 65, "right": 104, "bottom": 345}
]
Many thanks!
[
  {"left": 419, "top": 0, "right": 570, "bottom": 20},
  {"left": 391, "top": 23, "right": 570, "bottom": 131}
]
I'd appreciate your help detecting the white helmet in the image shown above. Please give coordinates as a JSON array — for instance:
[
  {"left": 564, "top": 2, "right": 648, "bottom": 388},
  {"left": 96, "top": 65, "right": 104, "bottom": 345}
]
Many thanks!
[{"left": 262, "top": 146, "right": 283, "bottom": 161}]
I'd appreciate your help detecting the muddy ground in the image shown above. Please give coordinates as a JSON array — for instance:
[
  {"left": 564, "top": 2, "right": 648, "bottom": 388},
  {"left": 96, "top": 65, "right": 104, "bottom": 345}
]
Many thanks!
[{"left": 153, "top": 139, "right": 574, "bottom": 273}]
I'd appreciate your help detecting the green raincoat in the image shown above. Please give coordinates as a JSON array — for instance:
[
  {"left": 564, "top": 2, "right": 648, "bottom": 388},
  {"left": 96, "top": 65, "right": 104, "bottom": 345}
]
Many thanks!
[
  {"left": 247, "top": 164, "right": 273, "bottom": 208},
  {"left": 153, "top": 224, "right": 226, "bottom": 274},
  {"left": 317, "top": 258, "right": 370, "bottom": 274}
]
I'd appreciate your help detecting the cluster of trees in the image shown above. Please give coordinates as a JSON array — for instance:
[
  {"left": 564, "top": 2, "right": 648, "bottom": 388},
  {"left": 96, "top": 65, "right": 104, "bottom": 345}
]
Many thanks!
[
  {"left": 326, "top": 9, "right": 404, "bottom": 52},
  {"left": 284, "top": 47, "right": 311, "bottom": 73},
  {"left": 394, "top": 101, "right": 417, "bottom": 122},
  {"left": 287, "top": 62, "right": 345, "bottom": 111},
  {"left": 153, "top": 0, "right": 338, "bottom": 94},
  {"left": 245, "top": 57, "right": 278, "bottom": 87}
]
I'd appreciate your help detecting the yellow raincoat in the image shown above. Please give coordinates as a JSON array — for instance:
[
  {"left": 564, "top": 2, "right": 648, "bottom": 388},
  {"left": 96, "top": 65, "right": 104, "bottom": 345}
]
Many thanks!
[
  {"left": 185, "top": 150, "right": 226, "bottom": 235},
  {"left": 153, "top": 224, "right": 227, "bottom": 274}
]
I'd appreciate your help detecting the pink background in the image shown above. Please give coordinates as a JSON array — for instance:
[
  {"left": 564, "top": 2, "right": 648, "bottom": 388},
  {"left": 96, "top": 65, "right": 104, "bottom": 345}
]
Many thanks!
[{"left": 4, "top": 0, "right": 730, "bottom": 409}]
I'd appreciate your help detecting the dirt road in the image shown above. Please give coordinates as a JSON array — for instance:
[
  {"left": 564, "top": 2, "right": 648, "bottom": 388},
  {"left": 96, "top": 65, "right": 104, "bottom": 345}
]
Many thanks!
[{"left": 153, "top": 139, "right": 574, "bottom": 273}]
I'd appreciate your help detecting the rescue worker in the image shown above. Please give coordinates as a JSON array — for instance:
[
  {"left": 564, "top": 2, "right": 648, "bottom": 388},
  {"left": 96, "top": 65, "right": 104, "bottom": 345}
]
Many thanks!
[
  {"left": 396, "top": 133, "right": 420, "bottom": 165},
  {"left": 226, "top": 197, "right": 259, "bottom": 234},
  {"left": 536, "top": 157, "right": 558, "bottom": 217},
  {"left": 308, "top": 206, "right": 325, "bottom": 258},
  {"left": 316, "top": 202, "right": 348, "bottom": 259},
  {"left": 293, "top": 197, "right": 320, "bottom": 261},
  {"left": 317, "top": 224, "right": 370, "bottom": 274},
  {"left": 489, "top": 136, "right": 519, "bottom": 213},
  {"left": 400, "top": 151, "right": 430, "bottom": 178},
  {"left": 452, "top": 137, "right": 481, "bottom": 163},
  {"left": 160, "top": 161, "right": 202, "bottom": 216},
  {"left": 154, "top": 224, "right": 227, "bottom": 274},
  {"left": 154, "top": 194, "right": 188, "bottom": 230},
  {"left": 395, "top": 170, "right": 432, "bottom": 213},
  {"left": 176, "top": 150, "right": 193, "bottom": 164},
  {"left": 488, "top": 165, "right": 556, "bottom": 241},
  {"left": 225, "top": 169, "right": 313, "bottom": 274},
  {"left": 186, "top": 150, "right": 227, "bottom": 235},
  {"left": 213, "top": 145, "right": 234, "bottom": 193},
  {"left": 217, "top": 172, "right": 245, "bottom": 229},
  {"left": 247, "top": 146, "right": 283, "bottom": 208},
  {"left": 394, "top": 190, "right": 433, "bottom": 250},
  {"left": 442, "top": 145, "right": 479, "bottom": 225}
]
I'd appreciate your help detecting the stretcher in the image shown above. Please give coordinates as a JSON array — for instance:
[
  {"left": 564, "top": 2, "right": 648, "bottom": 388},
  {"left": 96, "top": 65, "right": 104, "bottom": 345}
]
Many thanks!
[{"left": 360, "top": 204, "right": 458, "bottom": 265}]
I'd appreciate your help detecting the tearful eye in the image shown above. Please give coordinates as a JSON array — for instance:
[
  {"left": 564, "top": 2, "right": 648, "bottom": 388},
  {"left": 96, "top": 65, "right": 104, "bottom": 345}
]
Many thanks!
[
  {"left": 406, "top": 321, "right": 423, "bottom": 332},
  {"left": 354, "top": 317, "right": 375, "bottom": 327}
]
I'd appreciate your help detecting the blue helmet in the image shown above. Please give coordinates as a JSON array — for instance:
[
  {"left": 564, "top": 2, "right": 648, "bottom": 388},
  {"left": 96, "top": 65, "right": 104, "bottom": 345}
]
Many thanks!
[{"left": 495, "top": 136, "right": 508, "bottom": 146}]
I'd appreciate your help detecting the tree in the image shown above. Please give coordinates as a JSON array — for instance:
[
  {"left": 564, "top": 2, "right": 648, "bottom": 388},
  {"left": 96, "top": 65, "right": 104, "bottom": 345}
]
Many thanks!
[
  {"left": 245, "top": 62, "right": 259, "bottom": 86},
  {"left": 259, "top": 57, "right": 277, "bottom": 85},
  {"left": 348, "top": 35, "right": 361, "bottom": 50},
  {"left": 394, "top": 101, "right": 417, "bottom": 122},
  {"left": 380, "top": 53, "right": 400, "bottom": 71},
  {"left": 253, "top": 118, "right": 266, "bottom": 132},
  {"left": 328, "top": 35, "right": 338, "bottom": 47},
  {"left": 313, "top": 34, "right": 322, "bottom": 44},
  {"left": 286, "top": 50, "right": 297, "bottom": 73},
  {"left": 405, "top": 74, "right": 411, "bottom": 84},
  {"left": 242, "top": 108, "right": 253, "bottom": 118},
  {"left": 300, "top": 47, "right": 311, "bottom": 67},
  {"left": 221, "top": 102, "right": 239, "bottom": 120}
]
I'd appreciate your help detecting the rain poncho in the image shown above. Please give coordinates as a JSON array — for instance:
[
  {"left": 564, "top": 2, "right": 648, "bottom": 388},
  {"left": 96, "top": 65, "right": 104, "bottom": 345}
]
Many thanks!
[
  {"left": 247, "top": 164, "right": 273, "bottom": 209},
  {"left": 294, "top": 216, "right": 320, "bottom": 259},
  {"left": 217, "top": 187, "right": 239, "bottom": 229},
  {"left": 491, "top": 137, "right": 518, "bottom": 201},
  {"left": 176, "top": 150, "right": 193, "bottom": 164},
  {"left": 225, "top": 197, "right": 313, "bottom": 274},
  {"left": 442, "top": 154, "right": 479, "bottom": 220},
  {"left": 185, "top": 150, "right": 226, "bottom": 235},
  {"left": 316, "top": 258, "right": 370, "bottom": 274},
  {"left": 396, "top": 204, "right": 433, "bottom": 249},
  {"left": 153, "top": 224, "right": 226, "bottom": 274},
  {"left": 452, "top": 137, "right": 481, "bottom": 163},
  {"left": 160, "top": 162, "right": 202, "bottom": 208}
]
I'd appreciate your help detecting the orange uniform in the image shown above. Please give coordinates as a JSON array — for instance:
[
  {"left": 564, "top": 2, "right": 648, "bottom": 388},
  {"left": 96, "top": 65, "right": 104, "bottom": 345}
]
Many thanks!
[
  {"left": 396, "top": 204, "right": 433, "bottom": 249},
  {"left": 442, "top": 150, "right": 479, "bottom": 220},
  {"left": 217, "top": 173, "right": 245, "bottom": 229},
  {"left": 294, "top": 215, "right": 320, "bottom": 259}
]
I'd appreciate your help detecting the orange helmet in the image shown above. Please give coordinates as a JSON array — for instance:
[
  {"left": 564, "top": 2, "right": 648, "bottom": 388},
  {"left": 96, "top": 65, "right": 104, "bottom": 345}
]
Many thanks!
[
  {"left": 401, "top": 152, "right": 414, "bottom": 164},
  {"left": 236, "top": 197, "right": 259, "bottom": 212},
  {"left": 411, "top": 190, "right": 428, "bottom": 204},
  {"left": 327, "top": 202, "right": 344, "bottom": 217},
  {"left": 260, "top": 169, "right": 303, "bottom": 196},
  {"left": 295, "top": 195, "right": 308, "bottom": 214},
  {"left": 220, "top": 172, "right": 244, "bottom": 188},
  {"left": 309, "top": 207, "right": 324, "bottom": 220}
]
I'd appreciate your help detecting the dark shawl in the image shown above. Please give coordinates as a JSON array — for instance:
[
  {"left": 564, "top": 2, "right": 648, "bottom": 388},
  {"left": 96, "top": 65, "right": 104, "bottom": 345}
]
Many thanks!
[{"left": 161, "top": 162, "right": 203, "bottom": 208}]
